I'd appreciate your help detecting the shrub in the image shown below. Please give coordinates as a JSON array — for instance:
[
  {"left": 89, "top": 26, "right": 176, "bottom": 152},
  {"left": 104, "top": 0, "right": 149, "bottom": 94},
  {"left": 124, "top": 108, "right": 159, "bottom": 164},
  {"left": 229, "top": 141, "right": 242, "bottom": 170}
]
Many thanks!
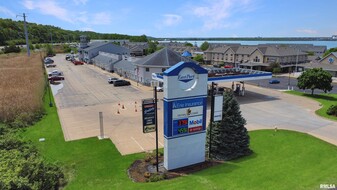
[
  {"left": 3, "top": 44, "right": 20, "bottom": 53},
  {"left": 147, "top": 173, "right": 166, "bottom": 182},
  {"left": 327, "top": 105, "right": 337, "bottom": 116}
]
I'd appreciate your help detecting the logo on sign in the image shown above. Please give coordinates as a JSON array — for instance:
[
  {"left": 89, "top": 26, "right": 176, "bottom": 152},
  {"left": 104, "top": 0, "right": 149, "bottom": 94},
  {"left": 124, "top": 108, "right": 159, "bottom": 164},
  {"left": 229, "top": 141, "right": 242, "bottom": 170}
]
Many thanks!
[
  {"left": 189, "top": 119, "right": 202, "bottom": 125},
  {"left": 178, "top": 74, "right": 195, "bottom": 83}
]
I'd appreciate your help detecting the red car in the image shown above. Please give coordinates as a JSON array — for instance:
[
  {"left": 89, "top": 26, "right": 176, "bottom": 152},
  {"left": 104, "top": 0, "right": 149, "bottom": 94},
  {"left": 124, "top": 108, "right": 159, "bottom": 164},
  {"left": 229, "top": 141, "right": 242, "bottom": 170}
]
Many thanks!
[{"left": 72, "top": 60, "right": 84, "bottom": 65}]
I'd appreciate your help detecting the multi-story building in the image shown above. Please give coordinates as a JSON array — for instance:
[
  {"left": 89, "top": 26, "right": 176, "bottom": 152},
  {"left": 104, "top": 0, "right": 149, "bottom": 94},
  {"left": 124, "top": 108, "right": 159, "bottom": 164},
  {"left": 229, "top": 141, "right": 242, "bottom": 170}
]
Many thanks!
[{"left": 204, "top": 44, "right": 310, "bottom": 71}]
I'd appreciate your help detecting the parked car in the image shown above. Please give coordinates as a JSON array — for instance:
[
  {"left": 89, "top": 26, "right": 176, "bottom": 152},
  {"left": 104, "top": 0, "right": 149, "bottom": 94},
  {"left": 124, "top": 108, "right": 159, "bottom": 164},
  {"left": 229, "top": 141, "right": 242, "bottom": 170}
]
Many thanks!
[
  {"left": 65, "top": 54, "right": 72, "bottom": 60},
  {"left": 156, "top": 87, "right": 163, "bottom": 92},
  {"left": 72, "top": 60, "right": 84, "bottom": 65},
  {"left": 46, "top": 64, "right": 56, "bottom": 68},
  {"left": 48, "top": 75, "right": 65, "bottom": 83},
  {"left": 269, "top": 79, "right": 280, "bottom": 84},
  {"left": 44, "top": 57, "right": 54, "bottom": 64},
  {"left": 108, "top": 77, "right": 119, "bottom": 84},
  {"left": 48, "top": 70, "right": 63, "bottom": 77},
  {"left": 113, "top": 80, "right": 131, "bottom": 87}
]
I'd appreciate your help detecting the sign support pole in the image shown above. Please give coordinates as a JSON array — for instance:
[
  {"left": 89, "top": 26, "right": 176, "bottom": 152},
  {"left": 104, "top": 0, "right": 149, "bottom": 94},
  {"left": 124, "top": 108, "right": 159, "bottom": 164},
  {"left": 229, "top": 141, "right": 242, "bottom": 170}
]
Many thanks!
[
  {"left": 154, "top": 86, "right": 159, "bottom": 173},
  {"left": 209, "top": 82, "right": 215, "bottom": 159}
]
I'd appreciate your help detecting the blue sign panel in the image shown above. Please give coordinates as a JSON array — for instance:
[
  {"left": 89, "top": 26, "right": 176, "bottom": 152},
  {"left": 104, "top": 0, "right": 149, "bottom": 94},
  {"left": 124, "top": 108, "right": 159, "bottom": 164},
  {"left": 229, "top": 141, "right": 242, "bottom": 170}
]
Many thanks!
[{"left": 164, "top": 97, "right": 207, "bottom": 138}]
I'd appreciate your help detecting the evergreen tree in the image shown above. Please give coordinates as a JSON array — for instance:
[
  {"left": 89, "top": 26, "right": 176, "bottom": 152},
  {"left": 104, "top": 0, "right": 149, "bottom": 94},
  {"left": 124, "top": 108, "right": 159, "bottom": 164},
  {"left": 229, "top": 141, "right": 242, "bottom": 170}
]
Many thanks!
[{"left": 206, "top": 91, "right": 252, "bottom": 160}]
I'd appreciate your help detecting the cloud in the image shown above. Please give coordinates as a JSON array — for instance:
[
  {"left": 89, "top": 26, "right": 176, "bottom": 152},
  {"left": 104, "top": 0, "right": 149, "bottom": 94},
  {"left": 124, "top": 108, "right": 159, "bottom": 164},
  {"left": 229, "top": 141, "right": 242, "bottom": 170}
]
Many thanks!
[
  {"left": 191, "top": 0, "right": 254, "bottom": 30},
  {"left": 75, "top": 11, "right": 88, "bottom": 23},
  {"left": 80, "top": 27, "right": 94, "bottom": 31},
  {"left": 22, "top": 0, "right": 73, "bottom": 23},
  {"left": 163, "top": 14, "right": 182, "bottom": 26},
  {"left": 0, "top": 6, "right": 16, "bottom": 17},
  {"left": 73, "top": 0, "right": 88, "bottom": 5},
  {"left": 296, "top": 29, "right": 318, "bottom": 34},
  {"left": 92, "top": 12, "right": 112, "bottom": 25}
]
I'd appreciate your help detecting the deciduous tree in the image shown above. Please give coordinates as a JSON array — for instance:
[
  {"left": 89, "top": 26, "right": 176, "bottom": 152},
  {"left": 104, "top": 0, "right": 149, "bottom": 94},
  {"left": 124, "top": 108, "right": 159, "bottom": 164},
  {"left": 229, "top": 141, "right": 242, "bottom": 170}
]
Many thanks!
[{"left": 297, "top": 68, "right": 333, "bottom": 95}]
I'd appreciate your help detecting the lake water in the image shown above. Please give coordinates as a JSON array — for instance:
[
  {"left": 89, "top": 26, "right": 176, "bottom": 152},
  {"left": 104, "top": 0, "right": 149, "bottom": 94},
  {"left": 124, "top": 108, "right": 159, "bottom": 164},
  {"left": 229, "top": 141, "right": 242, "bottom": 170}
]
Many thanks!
[{"left": 175, "top": 40, "right": 337, "bottom": 49}]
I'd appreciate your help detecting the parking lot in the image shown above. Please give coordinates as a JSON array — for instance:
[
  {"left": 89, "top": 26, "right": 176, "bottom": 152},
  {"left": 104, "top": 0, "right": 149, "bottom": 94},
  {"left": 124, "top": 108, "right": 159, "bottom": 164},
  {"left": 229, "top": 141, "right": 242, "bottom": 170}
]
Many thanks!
[
  {"left": 49, "top": 54, "right": 337, "bottom": 155},
  {"left": 48, "top": 54, "right": 165, "bottom": 155}
]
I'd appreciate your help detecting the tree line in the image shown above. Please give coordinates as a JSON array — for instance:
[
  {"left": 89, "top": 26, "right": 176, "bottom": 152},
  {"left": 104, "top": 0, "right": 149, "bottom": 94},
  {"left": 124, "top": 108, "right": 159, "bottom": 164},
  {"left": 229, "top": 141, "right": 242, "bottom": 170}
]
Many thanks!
[{"left": 0, "top": 18, "right": 148, "bottom": 46}]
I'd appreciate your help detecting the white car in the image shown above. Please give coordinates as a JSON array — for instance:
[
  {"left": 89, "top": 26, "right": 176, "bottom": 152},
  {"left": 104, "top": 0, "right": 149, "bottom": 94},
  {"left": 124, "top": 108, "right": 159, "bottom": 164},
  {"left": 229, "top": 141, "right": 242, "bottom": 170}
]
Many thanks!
[
  {"left": 48, "top": 70, "right": 63, "bottom": 77},
  {"left": 156, "top": 87, "right": 163, "bottom": 92}
]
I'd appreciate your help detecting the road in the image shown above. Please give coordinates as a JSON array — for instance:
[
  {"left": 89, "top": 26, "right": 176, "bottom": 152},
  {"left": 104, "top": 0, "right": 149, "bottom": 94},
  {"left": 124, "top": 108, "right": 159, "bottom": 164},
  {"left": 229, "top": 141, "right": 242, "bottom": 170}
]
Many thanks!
[{"left": 246, "top": 75, "right": 337, "bottom": 94}]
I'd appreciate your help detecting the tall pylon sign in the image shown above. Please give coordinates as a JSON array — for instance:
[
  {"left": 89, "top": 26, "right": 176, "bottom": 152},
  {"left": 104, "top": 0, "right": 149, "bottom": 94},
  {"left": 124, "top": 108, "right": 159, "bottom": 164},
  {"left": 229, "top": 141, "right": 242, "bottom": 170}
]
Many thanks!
[{"left": 163, "top": 61, "right": 208, "bottom": 170}]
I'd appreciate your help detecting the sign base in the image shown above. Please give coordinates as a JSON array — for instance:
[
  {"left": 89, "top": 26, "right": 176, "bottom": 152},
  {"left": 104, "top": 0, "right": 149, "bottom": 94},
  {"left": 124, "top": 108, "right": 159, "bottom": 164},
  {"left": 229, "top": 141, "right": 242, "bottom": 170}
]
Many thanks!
[{"left": 164, "top": 132, "right": 206, "bottom": 170}]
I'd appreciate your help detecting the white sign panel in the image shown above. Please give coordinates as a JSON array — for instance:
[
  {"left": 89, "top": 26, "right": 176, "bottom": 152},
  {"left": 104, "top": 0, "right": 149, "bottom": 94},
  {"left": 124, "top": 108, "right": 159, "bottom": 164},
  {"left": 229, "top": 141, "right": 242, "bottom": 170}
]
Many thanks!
[
  {"left": 213, "top": 95, "right": 223, "bottom": 121},
  {"left": 172, "top": 106, "right": 203, "bottom": 119}
]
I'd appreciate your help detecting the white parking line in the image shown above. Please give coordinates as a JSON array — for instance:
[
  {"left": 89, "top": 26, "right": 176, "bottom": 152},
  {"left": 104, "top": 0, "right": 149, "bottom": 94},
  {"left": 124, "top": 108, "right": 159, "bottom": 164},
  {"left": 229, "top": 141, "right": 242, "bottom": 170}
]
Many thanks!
[
  {"left": 148, "top": 133, "right": 163, "bottom": 147},
  {"left": 131, "top": 137, "right": 145, "bottom": 151}
]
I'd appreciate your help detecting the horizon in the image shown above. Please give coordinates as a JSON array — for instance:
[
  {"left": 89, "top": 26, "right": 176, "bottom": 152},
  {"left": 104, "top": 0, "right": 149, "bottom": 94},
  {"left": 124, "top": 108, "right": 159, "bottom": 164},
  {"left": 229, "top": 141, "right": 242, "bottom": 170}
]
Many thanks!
[{"left": 1, "top": 0, "right": 337, "bottom": 38}]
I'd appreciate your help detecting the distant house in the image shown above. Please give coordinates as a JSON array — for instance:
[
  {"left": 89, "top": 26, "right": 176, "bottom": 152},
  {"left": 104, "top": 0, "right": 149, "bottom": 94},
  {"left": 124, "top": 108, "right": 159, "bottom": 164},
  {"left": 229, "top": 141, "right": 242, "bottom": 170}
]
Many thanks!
[
  {"left": 113, "top": 60, "right": 137, "bottom": 80},
  {"left": 77, "top": 36, "right": 130, "bottom": 63},
  {"left": 303, "top": 52, "right": 337, "bottom": 77},
  {"left": 134, "top": 48, "right": 195, "bottom": 86},
  {"left": 319, "top": 52, "right": 337, "bottom": 65}
]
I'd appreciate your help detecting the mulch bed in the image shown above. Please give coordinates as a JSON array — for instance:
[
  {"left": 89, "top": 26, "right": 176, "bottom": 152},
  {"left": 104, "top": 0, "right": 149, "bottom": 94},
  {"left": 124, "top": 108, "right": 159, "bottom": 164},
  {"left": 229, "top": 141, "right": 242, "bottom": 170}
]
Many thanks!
[{"left": 128, "top": 155, "right": 222, "bottom": 182}]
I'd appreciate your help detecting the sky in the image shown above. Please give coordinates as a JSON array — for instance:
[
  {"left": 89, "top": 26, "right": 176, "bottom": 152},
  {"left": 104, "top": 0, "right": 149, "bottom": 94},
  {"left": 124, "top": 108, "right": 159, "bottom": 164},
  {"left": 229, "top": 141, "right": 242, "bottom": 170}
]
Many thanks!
[{"left": 0, "top": 0, "right": 337, "bottom": 38}]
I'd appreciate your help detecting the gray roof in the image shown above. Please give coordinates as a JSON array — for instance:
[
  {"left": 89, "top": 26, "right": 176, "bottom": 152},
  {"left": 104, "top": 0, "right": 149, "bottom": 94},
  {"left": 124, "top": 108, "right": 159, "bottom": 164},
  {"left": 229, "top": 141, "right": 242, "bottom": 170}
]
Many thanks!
[
  {"left": 135, "top": 48, "right": 195, "bottom": 67},
  {"left": 210, "top": 46, "right": 230, "bottom": 53},
  {"left": 82, "top": 42, "right": 108, "bottom": 51},
  {"left": 303, "top": 62, "right": 337, "bottom": 71},
  {"left": 92, "top": 54, "right": 118, "bottom": 64},
  {"left": 82, "top": 42, "right": 130, "bottom": 54},
  {"left": 235, "top": 46, "right": 258, "bottom": 55},
  {"left": 114, "top": 60, "right": 135, "bottom": 72}
]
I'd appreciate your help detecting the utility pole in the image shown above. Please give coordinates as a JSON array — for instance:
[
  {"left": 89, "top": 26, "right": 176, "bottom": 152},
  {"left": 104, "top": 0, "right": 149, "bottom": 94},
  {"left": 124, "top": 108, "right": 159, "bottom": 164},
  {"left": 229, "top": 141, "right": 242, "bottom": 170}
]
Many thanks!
[{"left": 17, "top": 13, "right": 30, "bottom": 56}]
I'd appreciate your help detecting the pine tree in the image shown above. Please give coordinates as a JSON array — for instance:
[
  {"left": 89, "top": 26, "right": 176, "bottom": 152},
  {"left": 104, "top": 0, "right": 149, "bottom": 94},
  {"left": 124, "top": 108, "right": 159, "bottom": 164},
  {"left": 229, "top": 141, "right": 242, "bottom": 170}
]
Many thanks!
[{"left": 206, "top": 91, "right": 252, "bottom": 160}]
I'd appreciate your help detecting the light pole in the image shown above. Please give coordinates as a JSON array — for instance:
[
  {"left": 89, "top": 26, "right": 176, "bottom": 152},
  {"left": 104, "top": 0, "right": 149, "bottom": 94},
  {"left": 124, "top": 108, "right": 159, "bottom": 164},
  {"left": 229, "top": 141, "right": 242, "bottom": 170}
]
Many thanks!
[
  {"left": 295, "top": 48, "right": 299, "bottom": 73},
  {"left": 288, "top": 67, "right": 291, "bottom": 90}
]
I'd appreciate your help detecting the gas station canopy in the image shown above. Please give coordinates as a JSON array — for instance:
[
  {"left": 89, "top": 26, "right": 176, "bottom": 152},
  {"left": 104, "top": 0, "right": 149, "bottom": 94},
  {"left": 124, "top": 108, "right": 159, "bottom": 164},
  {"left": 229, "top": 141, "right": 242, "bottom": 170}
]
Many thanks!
[{"left": 152, "top": 67, "right": 272, "bottom": 84}]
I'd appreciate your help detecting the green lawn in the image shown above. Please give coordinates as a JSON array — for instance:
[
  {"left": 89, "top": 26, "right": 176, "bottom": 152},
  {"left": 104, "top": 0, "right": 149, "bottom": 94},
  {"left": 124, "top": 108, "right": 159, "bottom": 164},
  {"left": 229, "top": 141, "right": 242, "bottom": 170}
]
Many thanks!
[
  {"left": 285, "top": 91, "right": 337, "bottom": 121},
  {"left": 20, "top": 94, "right": 337, "bottom": 190}
]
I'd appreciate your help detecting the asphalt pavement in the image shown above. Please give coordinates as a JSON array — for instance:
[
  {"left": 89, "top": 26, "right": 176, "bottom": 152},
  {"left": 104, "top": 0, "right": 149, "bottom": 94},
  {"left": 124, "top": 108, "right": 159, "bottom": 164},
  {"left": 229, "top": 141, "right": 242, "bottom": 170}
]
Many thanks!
[{"left": 246, "top": 75, "right": 337, "bottom": 94}]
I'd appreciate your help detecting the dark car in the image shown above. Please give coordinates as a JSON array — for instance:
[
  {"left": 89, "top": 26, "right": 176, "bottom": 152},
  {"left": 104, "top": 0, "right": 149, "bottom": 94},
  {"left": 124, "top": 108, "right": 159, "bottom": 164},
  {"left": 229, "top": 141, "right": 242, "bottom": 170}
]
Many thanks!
[
  {"left": 113, "top": 80, "right": 131, "bottom": 87},
  {"left": 269, "top": 79, "right": 280, "bottom": 84},
  {"left": 44, "top": 58, "right": 54, "bottom": 64},
  {"left": 48, "top": 75, "right": 65, "bottom": 83},
  {"left": 46, "top": 64, "right": 56, "bottom": 68},
  {"left": 108, "top": 77, "right": 119, "bottom": 84}
]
